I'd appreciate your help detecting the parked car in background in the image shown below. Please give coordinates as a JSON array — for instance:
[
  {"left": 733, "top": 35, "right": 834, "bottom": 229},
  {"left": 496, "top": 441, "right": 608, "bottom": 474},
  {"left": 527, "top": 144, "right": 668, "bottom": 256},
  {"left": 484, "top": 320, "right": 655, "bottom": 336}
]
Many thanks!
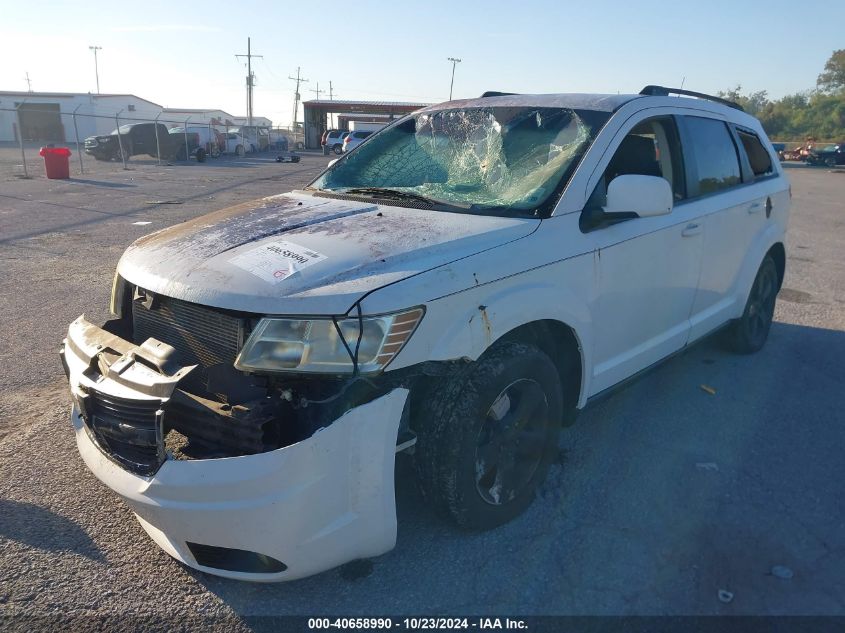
[
  {"left": 225, "top": 129, "right": 251, "bottom": 156},
  {"left": 166, "top": 128, "right": 207, "bottom": 162},
  {"left": 269, "top": 130, "right": 289, "bottom": 152},
  {"left": 61, "top": 85, "right": 789, "bottom": 582},
  {"left": 806, "top": 142, "right": 845, "bottom": 167},
  {"left": 84, "top": 122, "right": 170, "bottom": 161},
  {"left": 342, "top": 130, "right": 374, "bottom": 152},
  {"left": 323, "top": 129, "right": 347, "bottom": 154},
  {"left": 169, "top": 126, "right": 220, "bottom": 158}
]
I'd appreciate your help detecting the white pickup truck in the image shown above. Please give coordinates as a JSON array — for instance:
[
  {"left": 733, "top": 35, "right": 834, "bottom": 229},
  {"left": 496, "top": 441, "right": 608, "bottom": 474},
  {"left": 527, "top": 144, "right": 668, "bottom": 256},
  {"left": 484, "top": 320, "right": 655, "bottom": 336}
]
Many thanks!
[{"left": 61, "top": 86, "right": 789, "bottom": 582}]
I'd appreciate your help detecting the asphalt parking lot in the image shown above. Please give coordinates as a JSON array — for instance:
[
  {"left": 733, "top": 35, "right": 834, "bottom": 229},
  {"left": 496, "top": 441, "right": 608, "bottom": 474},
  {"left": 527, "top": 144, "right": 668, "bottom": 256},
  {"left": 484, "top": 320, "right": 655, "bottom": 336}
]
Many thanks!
[{"left": 0, "top": 148, "right": 843, "bottom": 627}]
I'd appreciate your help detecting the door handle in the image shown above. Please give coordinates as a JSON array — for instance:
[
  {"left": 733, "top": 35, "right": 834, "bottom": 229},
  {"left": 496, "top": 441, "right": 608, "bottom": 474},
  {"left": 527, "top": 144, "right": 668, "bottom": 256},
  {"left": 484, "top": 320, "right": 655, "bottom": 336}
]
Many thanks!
[
  {"left": 681, "top": 222, "right": 701, "bottom": 237},
  {"left": 748, "top": 201, "right": 764, "bottom": 214}
]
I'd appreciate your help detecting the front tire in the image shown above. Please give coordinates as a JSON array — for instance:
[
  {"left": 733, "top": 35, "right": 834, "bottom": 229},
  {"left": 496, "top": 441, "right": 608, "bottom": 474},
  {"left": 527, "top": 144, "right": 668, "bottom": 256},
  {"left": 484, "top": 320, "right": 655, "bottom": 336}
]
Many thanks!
[
  {"left": 727, "top": 255, "right": 779, "bottom": 354},
  {"left": 333, "top": 144, "right": 343, "bottom": 155},
  {"left": 414, "top": 342, "right": 564, "bottom": 530}
]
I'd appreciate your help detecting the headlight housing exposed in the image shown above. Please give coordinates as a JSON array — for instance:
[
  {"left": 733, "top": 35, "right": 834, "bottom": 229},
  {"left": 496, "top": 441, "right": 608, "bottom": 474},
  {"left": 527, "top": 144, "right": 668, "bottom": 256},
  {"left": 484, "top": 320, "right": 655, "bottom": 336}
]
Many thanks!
[{"left": 235, "top": 308, "right": 424, "bottom": 375}]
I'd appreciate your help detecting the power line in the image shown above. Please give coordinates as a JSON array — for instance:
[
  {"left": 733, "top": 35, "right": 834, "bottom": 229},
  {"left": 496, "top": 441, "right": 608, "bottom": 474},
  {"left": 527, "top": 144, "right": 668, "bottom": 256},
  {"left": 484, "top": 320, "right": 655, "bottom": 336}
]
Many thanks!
[{"left": 235, "top": 37, "right": 263, "bottom": 127}]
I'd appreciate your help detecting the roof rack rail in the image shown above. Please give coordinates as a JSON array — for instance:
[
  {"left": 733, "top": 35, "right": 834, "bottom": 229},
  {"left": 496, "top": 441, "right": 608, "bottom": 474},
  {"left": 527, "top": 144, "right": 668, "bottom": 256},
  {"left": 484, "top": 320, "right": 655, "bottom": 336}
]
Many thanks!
[
  {"left": 480, "top": 91, "right": 519, "bottom": 98},
  {"left": 639, "top": 85, "right": 744, "bottom": 112}
]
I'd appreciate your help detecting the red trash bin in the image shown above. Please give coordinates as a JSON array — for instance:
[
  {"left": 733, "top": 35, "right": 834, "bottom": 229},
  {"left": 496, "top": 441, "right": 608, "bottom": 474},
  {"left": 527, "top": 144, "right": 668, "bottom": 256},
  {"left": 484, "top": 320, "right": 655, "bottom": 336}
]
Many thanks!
[{"left": 39, "top": 146, "right": 72, "bottom": 179}]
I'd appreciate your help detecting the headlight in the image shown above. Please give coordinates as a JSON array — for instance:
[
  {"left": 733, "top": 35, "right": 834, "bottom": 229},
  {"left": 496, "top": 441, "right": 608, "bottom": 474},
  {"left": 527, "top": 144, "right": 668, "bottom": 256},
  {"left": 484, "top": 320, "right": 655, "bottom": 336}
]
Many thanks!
[{"left": 235, "top": 308, "right": 424, "bottom": 374}]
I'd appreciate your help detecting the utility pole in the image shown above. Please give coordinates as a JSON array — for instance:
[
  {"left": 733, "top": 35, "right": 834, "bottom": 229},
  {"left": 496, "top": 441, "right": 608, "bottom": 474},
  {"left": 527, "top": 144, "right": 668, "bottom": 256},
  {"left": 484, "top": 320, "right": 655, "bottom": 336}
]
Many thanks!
[
  {"left": 311, "top": 82, "right": 322, "bottom": 100},
  {"left": 89, "top": 46, "right": 102, "bottom": 94},
  {"left": 288, "top": 66, "right": 308, "bottom": 130},
  {"left": 328, "top": 81, "right": 336, "bottom": 128},
  {"left": 447, "top": 57, "right": 461, "bottom": 100},
  {"left": 24, "top": 72, "right": 32, "bottom": 92},
  {"left": 236, "top": 37, "right": 263, "bottom": 127}
]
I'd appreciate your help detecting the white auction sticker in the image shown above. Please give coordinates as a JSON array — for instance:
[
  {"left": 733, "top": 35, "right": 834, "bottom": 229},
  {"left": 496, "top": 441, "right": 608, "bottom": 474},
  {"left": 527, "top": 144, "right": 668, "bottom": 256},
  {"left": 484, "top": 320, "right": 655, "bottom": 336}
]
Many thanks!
[{"left": 230, "top": 240, "right": 327, "bottom": 284}]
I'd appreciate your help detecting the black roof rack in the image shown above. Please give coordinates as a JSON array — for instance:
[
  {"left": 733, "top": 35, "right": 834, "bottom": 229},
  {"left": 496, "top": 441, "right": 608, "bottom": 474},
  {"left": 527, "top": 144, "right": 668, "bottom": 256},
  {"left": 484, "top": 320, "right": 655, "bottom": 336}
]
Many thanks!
[
  {"left": 639, "top": 85, "right": 744, "bottom": 112},
  {"left": 480, "top": 91, "right": 519, "bottom": 98}
]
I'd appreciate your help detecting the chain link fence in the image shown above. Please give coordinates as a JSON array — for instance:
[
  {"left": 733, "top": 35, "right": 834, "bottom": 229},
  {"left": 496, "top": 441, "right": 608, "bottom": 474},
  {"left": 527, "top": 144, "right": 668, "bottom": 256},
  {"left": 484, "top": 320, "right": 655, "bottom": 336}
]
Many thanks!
[{"left": 0, "top": 105, "right": 303, "bottom": 179}]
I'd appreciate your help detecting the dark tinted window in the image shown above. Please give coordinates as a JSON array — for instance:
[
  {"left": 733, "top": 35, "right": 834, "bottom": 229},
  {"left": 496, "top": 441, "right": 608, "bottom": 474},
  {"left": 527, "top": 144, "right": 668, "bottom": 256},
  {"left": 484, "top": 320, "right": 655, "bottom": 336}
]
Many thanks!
[
  {"left": 737, "top": 129, "right": 773, "bottom": 177},
  {"left": 684, "top": 117, "right": 741, "bottom": 195}
]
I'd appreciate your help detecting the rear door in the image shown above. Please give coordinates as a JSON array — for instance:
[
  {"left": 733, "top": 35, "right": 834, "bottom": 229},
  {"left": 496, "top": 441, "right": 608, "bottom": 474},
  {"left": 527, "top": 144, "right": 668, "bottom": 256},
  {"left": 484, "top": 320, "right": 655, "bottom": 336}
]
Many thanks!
[{"left": 680, "top": 116, "right": 782, "bottom": 341}]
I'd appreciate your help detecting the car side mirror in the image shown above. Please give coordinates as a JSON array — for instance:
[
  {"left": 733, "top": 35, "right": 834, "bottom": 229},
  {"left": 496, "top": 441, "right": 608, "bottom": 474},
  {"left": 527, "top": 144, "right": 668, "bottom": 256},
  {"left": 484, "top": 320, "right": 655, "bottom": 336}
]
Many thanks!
[{"left": 604, "top": 174, "right": 673, "bottom": 218}]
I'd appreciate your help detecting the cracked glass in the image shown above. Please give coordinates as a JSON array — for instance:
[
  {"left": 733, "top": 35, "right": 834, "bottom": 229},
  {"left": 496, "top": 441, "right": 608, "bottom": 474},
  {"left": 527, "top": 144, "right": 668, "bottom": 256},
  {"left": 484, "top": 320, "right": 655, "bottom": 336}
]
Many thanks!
[{"left": 311, "top": 106, "right": 608, "bottom": 216}]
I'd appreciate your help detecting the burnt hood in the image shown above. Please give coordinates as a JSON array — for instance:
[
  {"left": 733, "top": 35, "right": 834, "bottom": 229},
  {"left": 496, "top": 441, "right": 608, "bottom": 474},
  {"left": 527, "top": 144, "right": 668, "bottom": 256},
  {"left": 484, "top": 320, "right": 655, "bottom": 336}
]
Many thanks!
[{"left": 117, "top": 191, "right": 537, "bottom": 315}]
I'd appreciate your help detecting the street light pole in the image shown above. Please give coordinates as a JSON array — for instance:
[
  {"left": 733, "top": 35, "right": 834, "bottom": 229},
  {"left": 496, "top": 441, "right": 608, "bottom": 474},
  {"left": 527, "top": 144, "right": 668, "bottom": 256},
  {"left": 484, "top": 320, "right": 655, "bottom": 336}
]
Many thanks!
[
  {"left": 89, "top": 46, "right": 102, "bottom": 94},
  {"left": 447, "top": 57, "right": 461, "bottom": 100}
]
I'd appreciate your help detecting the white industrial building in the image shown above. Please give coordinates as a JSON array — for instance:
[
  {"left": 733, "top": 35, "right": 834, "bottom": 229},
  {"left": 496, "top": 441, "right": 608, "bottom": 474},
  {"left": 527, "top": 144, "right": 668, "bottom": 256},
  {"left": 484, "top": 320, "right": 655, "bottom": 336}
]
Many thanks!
[
  {"left": 0, "top": 91, "right": 164, "bottom": 143},
  {"left": 0, "top": 91, "right": 273, "bottom": 143}
]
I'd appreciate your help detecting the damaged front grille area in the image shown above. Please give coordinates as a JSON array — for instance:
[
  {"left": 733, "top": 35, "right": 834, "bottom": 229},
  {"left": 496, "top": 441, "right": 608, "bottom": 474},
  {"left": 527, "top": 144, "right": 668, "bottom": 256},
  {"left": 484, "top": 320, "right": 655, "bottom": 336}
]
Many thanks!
[
  {"left": 131, "top": 290, "right": 244, "bottom": 398},
  {"left": 84, "top": 390, "right": 164, "bottom": 476}
]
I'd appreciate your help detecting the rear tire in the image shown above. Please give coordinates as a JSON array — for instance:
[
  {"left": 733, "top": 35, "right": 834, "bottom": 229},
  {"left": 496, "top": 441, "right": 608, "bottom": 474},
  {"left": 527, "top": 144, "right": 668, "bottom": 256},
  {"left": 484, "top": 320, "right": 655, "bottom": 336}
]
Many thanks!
[
  {"left": 414, "top": 342, "right": 564, "bottom": 530},
  {"left": 196, "top": 148, "right": 206, "bottom": 163},
  {"left": 333, "top": 144, "right": 343, "bottom": 155},
  {"left": 235, "top": 144, "right": 245, "bottom": 157},
  {"left": 825, "top": 157, "right": 837, "bottom": 168},
  {"left": 726, "top": 255, "right": 778, "bottom": 354}
]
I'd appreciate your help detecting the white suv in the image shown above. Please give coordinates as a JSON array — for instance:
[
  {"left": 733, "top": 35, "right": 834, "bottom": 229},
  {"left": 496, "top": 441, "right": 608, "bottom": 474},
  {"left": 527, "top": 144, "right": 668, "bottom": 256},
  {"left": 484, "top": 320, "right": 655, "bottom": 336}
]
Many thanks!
[{"left": 61, "top": 86, "right": 789, "bottom": 582}]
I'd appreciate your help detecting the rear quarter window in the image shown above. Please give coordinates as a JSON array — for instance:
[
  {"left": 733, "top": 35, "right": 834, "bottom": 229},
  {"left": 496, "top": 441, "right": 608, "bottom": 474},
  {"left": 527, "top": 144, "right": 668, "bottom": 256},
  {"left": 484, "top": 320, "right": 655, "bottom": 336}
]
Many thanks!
[{"left": 736, "top": 128, "right": 774, "bottom": 178}]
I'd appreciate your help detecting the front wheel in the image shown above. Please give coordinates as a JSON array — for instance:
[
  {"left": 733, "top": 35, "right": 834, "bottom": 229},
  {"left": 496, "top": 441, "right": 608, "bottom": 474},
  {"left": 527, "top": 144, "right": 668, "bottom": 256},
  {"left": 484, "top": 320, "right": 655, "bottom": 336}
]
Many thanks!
[
  {"left": 196, "top": 148, "right": 206, "bottom": 163},
  {"left": 235, "top": 144, "right": 245, "bottom": 157},
  {"left": 333, "top": 144, "right": 343, "bottom": 155},
  {"left": 726, "top": 255, "right": 779, "bottom": 354},
  {"left": 414, "top": 342, "right": 564, "bottom": 530},
  {"left": 825, "top": 157, "right": 837, "bottom": 168}
]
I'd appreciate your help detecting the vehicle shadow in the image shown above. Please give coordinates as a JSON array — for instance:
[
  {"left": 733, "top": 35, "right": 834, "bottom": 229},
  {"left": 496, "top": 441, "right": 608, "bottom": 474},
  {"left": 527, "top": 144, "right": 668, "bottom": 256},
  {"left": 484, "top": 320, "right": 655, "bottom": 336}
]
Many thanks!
[
  {"left": 184, "top": 320, "right": 845, "bottom": 616},
  {"left": 0, "top": 498, "right": 105, "bottom": 562}
]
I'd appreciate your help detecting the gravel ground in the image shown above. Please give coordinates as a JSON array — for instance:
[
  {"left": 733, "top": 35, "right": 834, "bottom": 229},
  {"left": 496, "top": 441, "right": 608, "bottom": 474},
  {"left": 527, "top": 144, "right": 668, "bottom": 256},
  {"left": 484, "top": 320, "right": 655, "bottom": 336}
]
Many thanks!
[{"left": 0, "top": 151, "right": 843, "bottom": 628}]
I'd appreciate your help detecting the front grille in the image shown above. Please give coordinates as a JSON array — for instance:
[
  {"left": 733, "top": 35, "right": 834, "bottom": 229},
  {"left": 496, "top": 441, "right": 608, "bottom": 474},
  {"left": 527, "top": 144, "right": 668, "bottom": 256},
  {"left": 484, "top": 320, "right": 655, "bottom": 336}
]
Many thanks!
[
  {"left": 87, "top": 391, "right": 163, "bottom": 476},
  {"left": 132, "top": 292, "right": 243, "bottom": 396}
]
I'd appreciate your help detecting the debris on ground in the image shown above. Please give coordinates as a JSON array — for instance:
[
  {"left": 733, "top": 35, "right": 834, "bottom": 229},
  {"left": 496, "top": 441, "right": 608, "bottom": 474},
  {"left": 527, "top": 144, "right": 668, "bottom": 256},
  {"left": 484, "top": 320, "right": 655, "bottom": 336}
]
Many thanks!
[
  {"left": 718, "top": 589, "right": 734, "bottom": 603},
  {"left": 696, "top": 462, "right": 719, "bottom": 472},
  {"left": 132, "top": 221, "right": 151, "bottom": 226},
  {"left": 771, "top": 565, "right": 794, "bottom": 579},
  {"left": 700, "top": 384, "right": 717, "bottom": 396},
  {"left": 144, "top": 200, "right": 183, "bottom": 204}
]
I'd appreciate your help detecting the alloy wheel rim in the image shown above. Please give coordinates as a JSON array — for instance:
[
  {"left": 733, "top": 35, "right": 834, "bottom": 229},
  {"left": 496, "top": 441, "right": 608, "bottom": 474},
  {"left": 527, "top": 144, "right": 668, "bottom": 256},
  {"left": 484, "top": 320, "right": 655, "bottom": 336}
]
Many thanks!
[{"left": 475, "top": 378, "right": 550, "bottom": 506}]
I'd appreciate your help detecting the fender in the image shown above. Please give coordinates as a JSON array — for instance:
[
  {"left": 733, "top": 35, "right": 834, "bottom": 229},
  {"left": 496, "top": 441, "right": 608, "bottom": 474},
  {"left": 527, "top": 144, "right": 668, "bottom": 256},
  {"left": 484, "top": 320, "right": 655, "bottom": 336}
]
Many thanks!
[
  {"left": 728, "top": 221, "right": 786, "bottom": 320},
  {"left": 413, "top": 278, "right": 594, "bottom": 408}
]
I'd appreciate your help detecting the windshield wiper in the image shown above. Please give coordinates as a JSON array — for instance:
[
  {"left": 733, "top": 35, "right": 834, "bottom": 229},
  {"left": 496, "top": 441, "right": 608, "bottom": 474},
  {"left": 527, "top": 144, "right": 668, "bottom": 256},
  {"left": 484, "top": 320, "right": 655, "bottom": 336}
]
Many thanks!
[{"left": 342, "top": 187, "right": 472, "bottom": 211}]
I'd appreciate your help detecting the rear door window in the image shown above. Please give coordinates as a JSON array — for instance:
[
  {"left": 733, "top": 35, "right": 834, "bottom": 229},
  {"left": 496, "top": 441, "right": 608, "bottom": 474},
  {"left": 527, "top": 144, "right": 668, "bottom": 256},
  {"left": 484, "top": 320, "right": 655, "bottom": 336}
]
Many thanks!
[
  {"left": 736, "top": 128, "right": 774, "bottom": 178},
  {"left": 682, "top": 116, "right": 742, "bottom": 196}
]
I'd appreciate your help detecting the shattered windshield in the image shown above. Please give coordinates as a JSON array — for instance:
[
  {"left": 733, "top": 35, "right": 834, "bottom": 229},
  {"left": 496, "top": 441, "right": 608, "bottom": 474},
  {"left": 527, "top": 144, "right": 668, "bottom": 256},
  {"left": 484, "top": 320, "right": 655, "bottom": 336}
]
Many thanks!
[{"left": 310, "top": 106, "right": 609, "bottom": 216}]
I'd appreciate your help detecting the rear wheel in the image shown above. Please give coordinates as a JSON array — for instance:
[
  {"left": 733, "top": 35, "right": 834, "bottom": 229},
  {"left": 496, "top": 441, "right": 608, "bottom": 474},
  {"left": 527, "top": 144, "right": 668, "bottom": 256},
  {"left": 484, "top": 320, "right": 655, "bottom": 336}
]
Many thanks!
[
  {"left": 825, "top": 157, "right": 837, "bottom": 168},
  {"left": 235, "top": 144, "right": 245, "bottom": 157},
  {"left": 414, "top": 342, "right": 564, "bottom": 529},
  {"left": 196, "top": 148, "right": 206, "bottom": 163},
  {"left": 333, "top": 144, "right": 343, "bottom": 155},
  {"left": 727, "top": 255, "right": 778, "bottom": 354}
]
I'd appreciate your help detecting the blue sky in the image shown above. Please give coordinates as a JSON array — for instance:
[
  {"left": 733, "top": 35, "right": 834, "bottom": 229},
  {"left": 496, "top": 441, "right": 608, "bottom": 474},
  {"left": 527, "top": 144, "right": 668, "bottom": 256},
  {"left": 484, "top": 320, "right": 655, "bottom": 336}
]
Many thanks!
[{"left": 1, "top": 0, "right": 842, "bottom": 126}]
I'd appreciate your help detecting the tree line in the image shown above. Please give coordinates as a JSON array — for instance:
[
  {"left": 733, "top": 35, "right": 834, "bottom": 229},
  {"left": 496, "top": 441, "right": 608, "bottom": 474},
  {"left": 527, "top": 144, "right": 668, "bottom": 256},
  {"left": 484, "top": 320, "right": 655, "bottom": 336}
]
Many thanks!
[{"left": 718, "top": 50, "right": 845, "bottom": 141}]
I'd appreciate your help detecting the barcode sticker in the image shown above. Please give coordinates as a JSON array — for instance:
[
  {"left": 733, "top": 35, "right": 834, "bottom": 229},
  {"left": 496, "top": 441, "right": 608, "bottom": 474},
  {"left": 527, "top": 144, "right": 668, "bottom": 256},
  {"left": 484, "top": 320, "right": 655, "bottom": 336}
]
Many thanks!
[{"left": 230, "top": 240, "right": 328, "bottom": 284}]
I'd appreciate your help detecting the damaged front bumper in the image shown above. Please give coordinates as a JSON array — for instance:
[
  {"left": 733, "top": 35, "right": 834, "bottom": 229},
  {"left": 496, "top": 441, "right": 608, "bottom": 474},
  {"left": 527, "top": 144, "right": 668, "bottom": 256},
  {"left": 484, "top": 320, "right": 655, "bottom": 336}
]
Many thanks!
[{"left": 61, "top": 316, "right": 407, "bottom": 581}]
